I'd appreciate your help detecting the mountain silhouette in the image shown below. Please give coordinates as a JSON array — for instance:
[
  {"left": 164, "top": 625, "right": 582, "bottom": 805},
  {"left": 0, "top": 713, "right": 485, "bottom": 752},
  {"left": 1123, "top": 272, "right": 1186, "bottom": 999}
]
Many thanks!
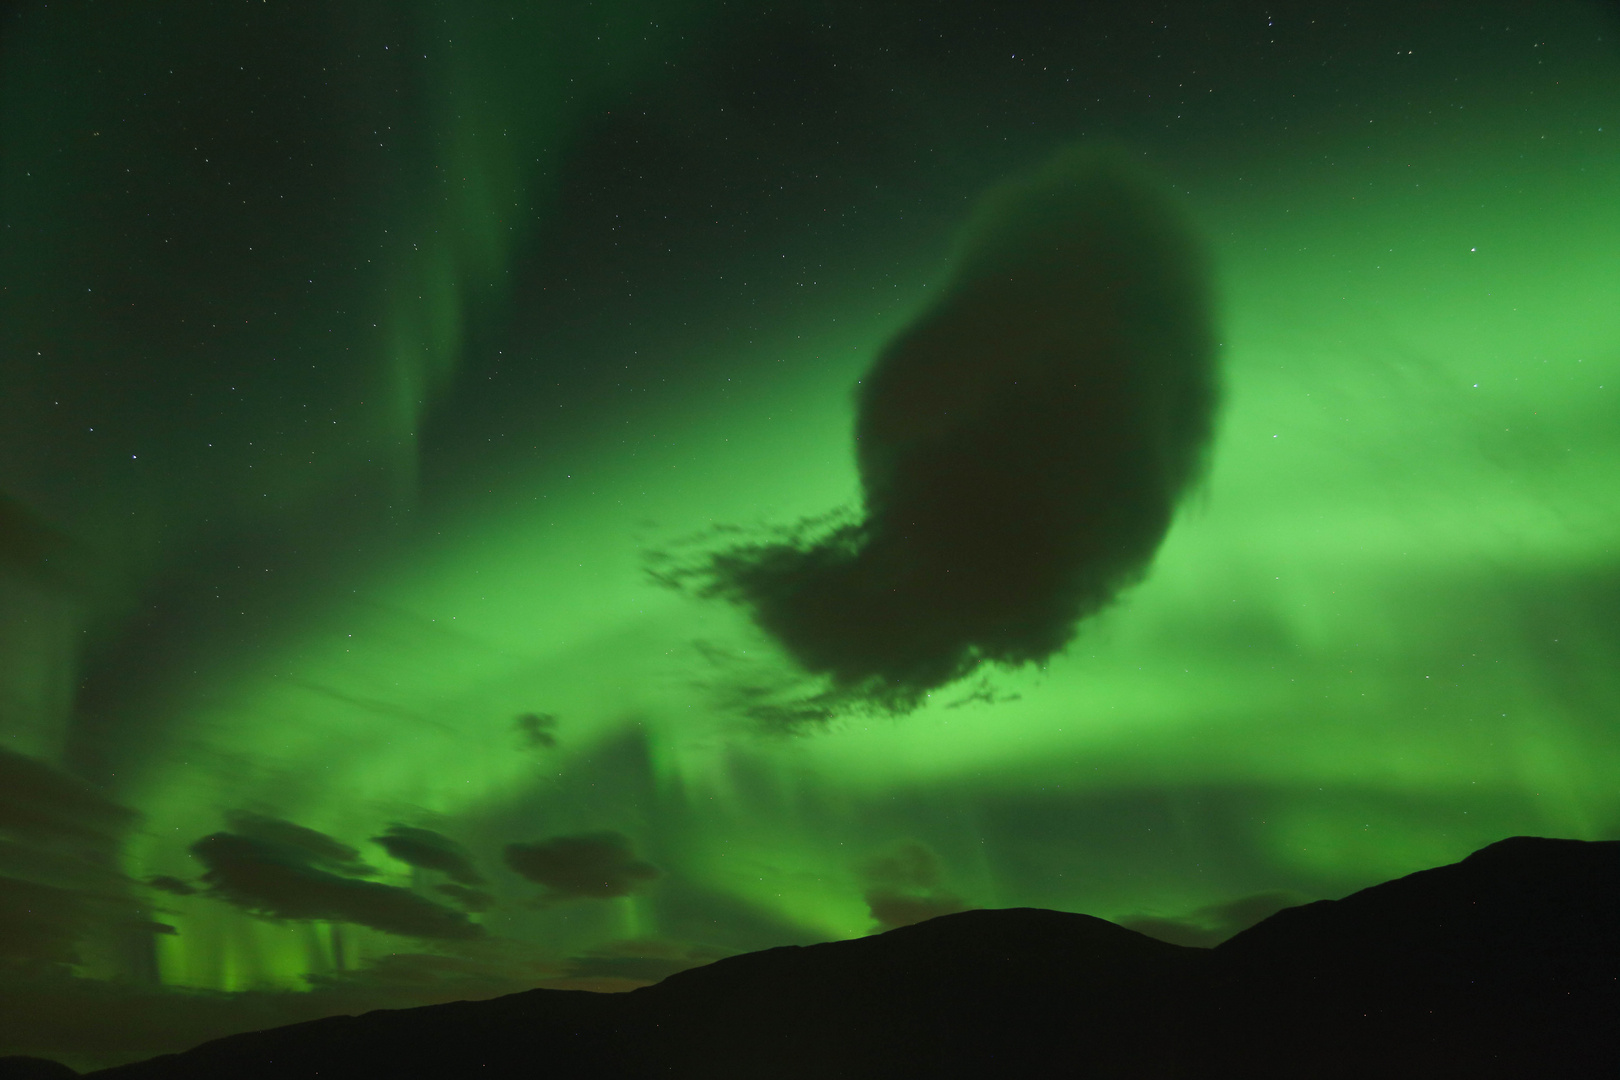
[{"left": 4, "top": 836, "right": 1612, "bottom": 1079}]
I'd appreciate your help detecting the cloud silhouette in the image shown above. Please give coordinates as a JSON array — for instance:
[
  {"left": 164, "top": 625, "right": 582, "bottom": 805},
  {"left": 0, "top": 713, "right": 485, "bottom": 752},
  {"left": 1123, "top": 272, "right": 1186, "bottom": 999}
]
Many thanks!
[
  {"left": 677, "top": 149, "right": 1218, "bottom": 712},
  {"left": 189, "top": 832, "right": 481, "bottom": 940},
  {"left": 860, "top": 841, "right": 971, "bottom": 931},
  {"left": 0, "top": 876, "right": 89, "bottom": 967},
  {"left": 504, "top": 832, "right": 660, "bottom": 902},
  {"left": 515, "top": 712, "right": 559, "bottom": 750},
  {"left": 372, "top": 826, "right": 485, "bottom": 886},
  {"left": 143, "top": 876, "right": 196, "bottom": 897},
  {"left": 224, "top": 811, "right": 377, "bottom": 877}
]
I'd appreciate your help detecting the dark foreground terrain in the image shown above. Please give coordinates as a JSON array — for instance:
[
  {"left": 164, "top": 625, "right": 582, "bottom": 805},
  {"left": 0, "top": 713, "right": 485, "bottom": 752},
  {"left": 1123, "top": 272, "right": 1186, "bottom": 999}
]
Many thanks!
[{"left": 3, "top": 836, "right": 1614, "bottom": 1079}]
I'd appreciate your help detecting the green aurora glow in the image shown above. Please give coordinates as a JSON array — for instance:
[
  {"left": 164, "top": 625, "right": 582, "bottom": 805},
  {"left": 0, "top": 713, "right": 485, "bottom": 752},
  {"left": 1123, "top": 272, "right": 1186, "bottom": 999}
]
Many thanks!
[{"left": 1, "top": 0, "right": 1617, "bottom": 1066}]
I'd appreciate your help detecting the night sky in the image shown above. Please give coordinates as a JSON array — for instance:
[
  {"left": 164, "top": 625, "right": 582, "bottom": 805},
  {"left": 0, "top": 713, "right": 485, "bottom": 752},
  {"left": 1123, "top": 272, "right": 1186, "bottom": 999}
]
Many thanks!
[{"left": 2, "top": 1, "right": 1618, "bottom": 1069}]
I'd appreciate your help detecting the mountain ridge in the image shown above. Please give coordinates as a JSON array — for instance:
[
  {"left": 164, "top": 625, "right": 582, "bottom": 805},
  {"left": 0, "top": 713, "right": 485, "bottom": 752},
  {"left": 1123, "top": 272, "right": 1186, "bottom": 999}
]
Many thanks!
[{"left": 2, "top": 835, "right": 1612, "bottom": 1079}]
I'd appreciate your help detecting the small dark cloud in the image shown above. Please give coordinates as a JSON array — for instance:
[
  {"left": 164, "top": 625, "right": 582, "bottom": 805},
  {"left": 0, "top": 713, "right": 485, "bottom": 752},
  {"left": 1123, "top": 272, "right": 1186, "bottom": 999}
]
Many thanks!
[
  {"left": 434, "top": 883, "right": 494, "bottom": 912},
  {"left": 189, "top": 832, "right": 481, "bottom": 940},
  {"left": 504, "top": 831, "right": 660, "bottom": 902},
  {"left": 667, "top": 149, "right": 1218, "bottom": 714},
  {"left": 942, "top": 678, "right": 1022, "bottom": 710},
  {"left": 1119, "top": 891, "right": 1305, "bottom": 949},
  {"left": 371, "top": 825, "right": 485, "bottom": 886},
  {"left": 143, "top": 876, "right": 195, "bottom": 897},
  {"left": 515, "top": 712, "right": 559, "bottom": 749},
  {"left": 860, "top": 841, "right": 971, "bottom": 931},
  {"left": 223, "top": 811, "right": 376, "bottom": 876}
]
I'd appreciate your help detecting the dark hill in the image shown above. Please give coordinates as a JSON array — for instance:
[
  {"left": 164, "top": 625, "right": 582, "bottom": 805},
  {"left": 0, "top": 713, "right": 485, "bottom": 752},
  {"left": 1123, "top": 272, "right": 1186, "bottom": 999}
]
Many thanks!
[
  {"left": 1204, "top": 835, "right": 1618, "bottom": 1077},
  {"left": 3, "top": 836, "right": 1608, "bottom": 1079}
]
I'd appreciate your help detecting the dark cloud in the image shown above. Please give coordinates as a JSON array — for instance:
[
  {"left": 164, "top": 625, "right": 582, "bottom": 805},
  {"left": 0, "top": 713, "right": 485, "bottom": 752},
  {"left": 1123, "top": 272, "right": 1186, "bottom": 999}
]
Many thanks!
[
  {"left": 189, "top": 832, "right": 481, "bottom": 940},
  {"left": 434, "top": 884, "right": 494, "bottom": 912},
  {"left": 223, "top": 811, "right": 376, "bottom": 877},
  {"left": 0, "top": 753, "right": 146, "bottom": 976},
  {"left": 1119, "top": 891, "right": 1305, "bottom": 949},
  {"left": 860, "top": 841, "right": 971, "bottom": 931},
  {"left": 0, "top": 750, "right": 136, "bottom": 849},
  {"left": 0, "top": 877, "right": 88, "bottom": 969},
  {"left": 515, "top": 712, "right": 559, "bottom": 749},
  {"left": 142, "top": 876, "right": 195, "bottom": 897},
  {"left": 504, "top": 832, "right": 660, "bottom": 902},
  {"left": 675, "top": 149, "right": 1217, "bottom": 713},
  {"left": 372, "top": 825, "right": 485, "bottom": 886}
]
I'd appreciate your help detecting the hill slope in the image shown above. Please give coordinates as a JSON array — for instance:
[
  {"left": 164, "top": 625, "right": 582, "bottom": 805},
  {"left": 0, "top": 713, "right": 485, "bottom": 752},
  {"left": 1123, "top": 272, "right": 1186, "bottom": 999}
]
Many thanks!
[{"left": 1, "top": 836, "right": 1609, "bottom": 1079}]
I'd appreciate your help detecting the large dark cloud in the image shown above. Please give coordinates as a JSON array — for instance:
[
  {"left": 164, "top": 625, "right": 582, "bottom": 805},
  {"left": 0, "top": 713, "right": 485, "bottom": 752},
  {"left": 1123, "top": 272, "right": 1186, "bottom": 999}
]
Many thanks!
[
  {"left": 371, "top": 825, "right": 485, "bottom": 887},
  {"left": 682, "top": 150, "right": 1218, "bottom": 712},
  {"left": 189, "top": 831, "right": 481, "bottom": 941},
  {"left": 504, "top": 832, "right": 660, "bottom": 902}
]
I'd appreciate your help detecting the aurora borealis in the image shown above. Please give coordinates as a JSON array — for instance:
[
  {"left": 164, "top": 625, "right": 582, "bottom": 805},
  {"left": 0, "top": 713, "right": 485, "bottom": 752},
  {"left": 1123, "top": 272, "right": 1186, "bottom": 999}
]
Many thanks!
[{"left": 2, "top": 1, "right": 1618, "bottom": 1068}]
